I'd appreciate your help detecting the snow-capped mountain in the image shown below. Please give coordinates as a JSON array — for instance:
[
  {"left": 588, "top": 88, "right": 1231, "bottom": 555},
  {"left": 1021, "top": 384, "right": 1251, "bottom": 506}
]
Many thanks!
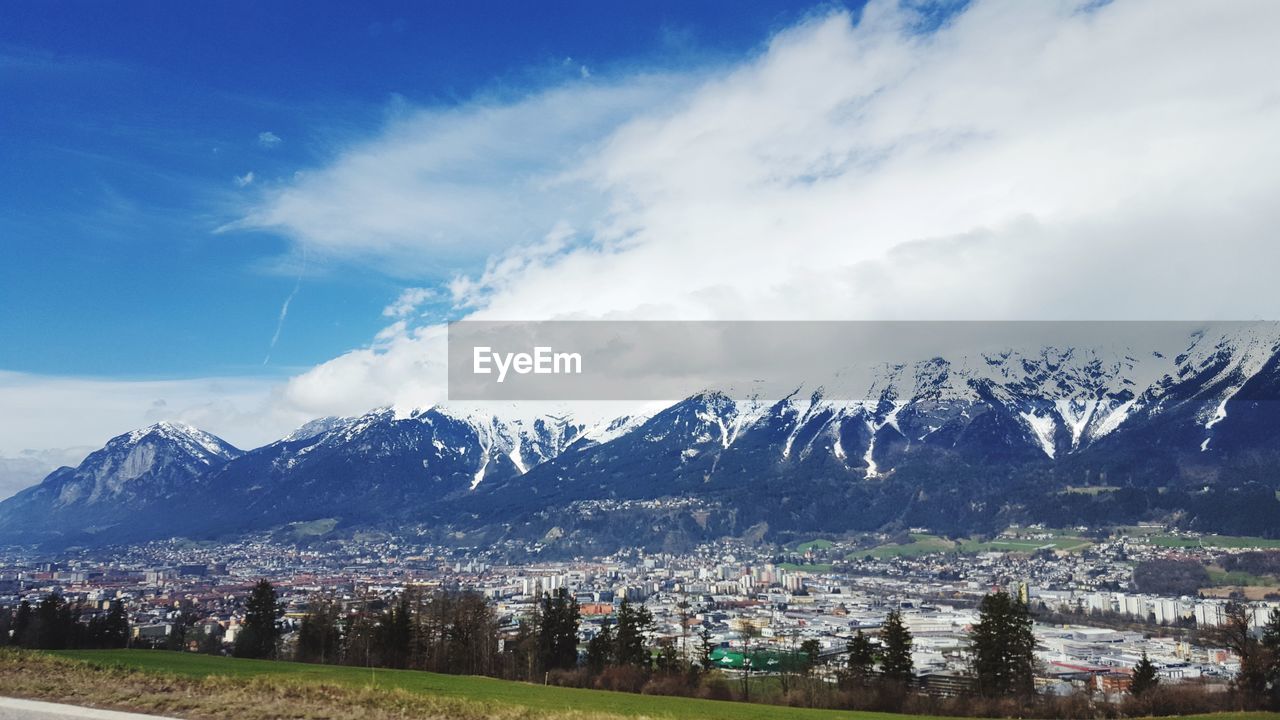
[
  {"left": 3, "top": 324, "right": 1279, "bottom": 549},
  {"left": 0, "top": 421, "right": 241, "bottom": 544}
]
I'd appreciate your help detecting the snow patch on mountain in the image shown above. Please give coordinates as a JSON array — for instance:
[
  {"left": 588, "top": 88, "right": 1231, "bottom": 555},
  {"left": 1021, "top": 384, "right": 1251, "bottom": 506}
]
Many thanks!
[{"left": 1020, "top": 411, "right": 1057, "bottom": 459}]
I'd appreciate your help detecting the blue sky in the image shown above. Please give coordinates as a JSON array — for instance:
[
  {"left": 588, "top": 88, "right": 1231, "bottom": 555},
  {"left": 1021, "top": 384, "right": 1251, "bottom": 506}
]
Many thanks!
[
  {"left": 0, "top": 0, "right": 858, "bottom": 378},
  {"left": 2, "top": 0, "right": 1277, "bottom": 458}
]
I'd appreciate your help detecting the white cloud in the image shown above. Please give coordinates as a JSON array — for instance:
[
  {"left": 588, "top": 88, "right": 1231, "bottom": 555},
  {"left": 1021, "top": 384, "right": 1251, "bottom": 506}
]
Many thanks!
[
  {"left": 270, "top": 0, "right": 1280, "bottom": 420},
  {"left": 258, "top": 130, "right": 282, "bottom": 148},
  {"left": 235, "top": 171, "right": 255, "bottom": 187},
  {"left": 0, "top": 371, "right": 299, "bottom": 455},
  {"left": 279, "top": 324, "right": 450, "bottom": 418},
  {"left": 0, "top": 447, "right": 95, "bottom": 500},
  {"left": 15, "top": 0, "right": 1280, "bottom": 453},
  {"left": 382, "top": 287, "right": 438, "bottom": 318},
  {"left": 228, "top": 74, "right": 693, "bottom": 274}
]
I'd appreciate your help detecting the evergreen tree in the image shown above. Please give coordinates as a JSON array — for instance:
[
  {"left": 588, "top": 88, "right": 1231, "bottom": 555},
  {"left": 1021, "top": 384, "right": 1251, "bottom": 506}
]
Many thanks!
[
  {"left": 103, "top": 600, "right": 129, "bottom": 648},
  {"left": 1261, "top": 608, "right": 1280, "bottom": 710},
  {"left": 34, "top": 595, "right": 74, "bottom": 649},
  {"left": 879, "top": 610, "right": 914, "bottom": 684},
  {"left": 1263, "top": 607, "right": 1280, "bottom": 650},
  {"left": 586, "top": 617, "right": 615, "bottom": 673},
  {"left": 1130, "top": 651, "right": 1159, "bottom": 696},
  {"left": 199, "top": 624, "right": 225, "bottom": 654},
  {"left": 11, "top": 601, "right": 31, "bottom": 647},
  {"left": 296, "top": 598, "right": 343, "bottom": 664},
  {"left": 537, "top": 589, "right": 580, "bottom": 671},
  {"left": 737, "top": 620, "right": 762, "bottom": 702},
  {"left": 378, "top": 593, "right": 413, "bottom": 668},
  {"left": 655, "top": 637, "right": 682, "bottom": 675},
  {"left": 800, "top": 638, "right": 821, "bottom": 675},
  {"left": 970, "top": 591, "right": 1037, "bottom": 697},
  {"left": 846, "top": 629, "right": 875, "bottom": 682},
  {"left": 697, "top": 627, "right": 715, "bottom": 672},
  {"left": 614, "top": 599, "right": 654, "bottom": 669},
  {"left": 233, "top": 580, "right": 280, "bottom": 659}
]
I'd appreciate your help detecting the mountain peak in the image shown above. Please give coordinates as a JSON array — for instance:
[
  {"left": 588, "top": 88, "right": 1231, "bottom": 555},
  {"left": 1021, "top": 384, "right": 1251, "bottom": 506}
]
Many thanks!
[{"left": 111, "top": 421, "right": 241, "bottom": 463}]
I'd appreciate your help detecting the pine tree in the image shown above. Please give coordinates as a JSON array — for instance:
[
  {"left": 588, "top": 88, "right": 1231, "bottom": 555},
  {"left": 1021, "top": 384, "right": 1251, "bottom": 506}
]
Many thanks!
[
  {"left": 845, "top": 629, "right": 875, "bottom": 683},
  {"left": 970, "top": 591, "right": 1037, "bottom": 697},
  {"left": 800, "top": 638, "right": 821, "bottom": 675},
  {"left": 199, "top": 624, "right": 224, "bottom": 654},
  {"left": 296, "top": 598, "right": 342, "bottom": 664},
  {"left": 697, "top": 627, "right": 715, "bottom": 672},
  {"left": 655, "top": 637, "right": 682, "bottom": 675},
  {"left": 103, "top": 600, "right": 129, "bottom": 648},
  {"left": 234, "top": 580, "right": 280, "bottom": 659},
  {"left": 879, "top": 610, "right": 914, "bottom": 684},
  {"left": 1263, "top": 607, "right": 1280, "bottom": 651},
  {"left": 11, "top": 601, "right": 31, "bottom": 647},
  {"left": 614, "top": 599, "right": 653, "bottom": 669},
  {"left": 586, "top": 616, "right": 615, "bottom": 673},
  {"left": 378, "top": 593, "right": 413, "bottom": 668},
  {"left": 34, "top": 595, "right": 72, "bottom": 649},
  {"left": 537, "top": 589, "right": 581, "bottom": 671},
  {"left": 1260, "top": 608, "right": 1280, "bottom": 710},
  {"left": 1130, "top": 651, "right": 1159, "bottom": 696}
]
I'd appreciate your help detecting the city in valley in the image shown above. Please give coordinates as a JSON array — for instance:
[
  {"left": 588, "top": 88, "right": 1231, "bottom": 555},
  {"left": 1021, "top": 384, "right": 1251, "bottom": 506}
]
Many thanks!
[{"left": 4, "top": 522, "right": 1278, "bottom": 699}]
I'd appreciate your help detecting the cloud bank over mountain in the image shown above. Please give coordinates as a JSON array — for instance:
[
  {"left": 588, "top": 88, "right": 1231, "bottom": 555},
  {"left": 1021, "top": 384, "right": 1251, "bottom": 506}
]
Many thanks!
[
  {"left": 274, "top": 0, "right": 1280, "bottom": 422},
  {"left": 9, "top": 0, "right": 1280, "bottom": 452}
]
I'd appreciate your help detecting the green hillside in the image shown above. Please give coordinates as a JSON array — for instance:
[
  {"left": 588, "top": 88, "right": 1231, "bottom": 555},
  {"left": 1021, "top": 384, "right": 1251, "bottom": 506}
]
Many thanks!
[
  {"left": 10, "top": 649, "right": 1273, "bottom": 720},
  {"left": 51, "top": 649, "right": 938, "bottom": 720}
]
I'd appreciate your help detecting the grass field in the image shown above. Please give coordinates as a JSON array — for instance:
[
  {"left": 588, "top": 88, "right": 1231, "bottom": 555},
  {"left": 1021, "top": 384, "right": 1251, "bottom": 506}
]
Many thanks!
[
  {"left": 857, "top": 531, "right": 1092, "bottom": 560},
  {"left": 1139, "top": 534, "right": 1280, "bottom": 550},
  {"left": 287, "top": 517, "right": 339, "bottom": 538},
  {"left": 49, "top": 649, "right": 930, "bottom": 720},
  {"left": 859, "top": 534, "right": 958, "bottom": 559},
  {"left": 777, "top": 562, "right": 835, "bottom": 572},
  {"left": 958, "top": 535, "right": 1093, "bottom": 554},
  {"left": 1207, "top": 567, "right": 1274, "bottom": 587},
  {"left": 2, "top": 650, "right": 1273, "bottom": 720}
]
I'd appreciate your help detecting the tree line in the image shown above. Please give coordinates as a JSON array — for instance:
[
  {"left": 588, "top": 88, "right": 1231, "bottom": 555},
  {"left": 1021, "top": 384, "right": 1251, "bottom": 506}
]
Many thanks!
[
  {"left": 290, "top": 586, "right": 680, "bottom": 687},
  {"left": 1215, "top": 602, "right": 1280, "bottom": 712},
  {"left": 39, "top": 578, "right": 1279, "bottom": 719},
  {"left": 0, "top": 595, "right": 128, "bottom": 650}
]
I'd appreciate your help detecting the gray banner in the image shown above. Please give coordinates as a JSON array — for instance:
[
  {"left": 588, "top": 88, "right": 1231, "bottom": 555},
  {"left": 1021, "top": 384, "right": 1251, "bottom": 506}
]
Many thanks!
[{"left": 447, "top": 320, "right": 1276, "bottom": 401}]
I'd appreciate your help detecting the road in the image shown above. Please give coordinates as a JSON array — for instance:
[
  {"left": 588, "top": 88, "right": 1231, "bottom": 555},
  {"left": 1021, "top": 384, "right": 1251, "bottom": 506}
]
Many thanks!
[{"left": 0, "top": 697, "right": 178, "bottom": 719}]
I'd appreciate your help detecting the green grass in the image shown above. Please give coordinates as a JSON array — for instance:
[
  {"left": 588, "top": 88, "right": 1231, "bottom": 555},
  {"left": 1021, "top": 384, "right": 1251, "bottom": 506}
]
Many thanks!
[
  {"left": 794, "top": 539, "right": 836, "bottom": 552},
  {"left": 958, "top": 538, "right": 1050, "bottom": 553},
  {"left": 288, "top": 517, "right": 339, "bottom": 538},
  {"left": 958, "top": 536, "right": 1092, "bottom": 553},
  {"left": 40, "top": 650, "right": 1280, "bottom": 720},
  {"left": 777, "top": 562, "right": 835, "bottom": 572},
  {"left": 857, "top": 530, "right": 1092, "bottom": 560},
  {"left": 1207, "top": 568, "right": 1275, "bottom": 587},
  {"left": 53, "top": 650, "right": 933, "bottom": 720},
  {"left": 860, "top": 534, "right": 957, "bottom": 559},
  {"left": 1140, "top": 534, "right": 1280, "bottom": 549}
]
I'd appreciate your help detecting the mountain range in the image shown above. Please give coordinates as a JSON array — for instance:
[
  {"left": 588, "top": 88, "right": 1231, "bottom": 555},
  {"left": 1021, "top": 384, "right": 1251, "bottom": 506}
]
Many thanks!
[{"left": 3, "top": 324, "right": 1279, "bottom": 552}]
